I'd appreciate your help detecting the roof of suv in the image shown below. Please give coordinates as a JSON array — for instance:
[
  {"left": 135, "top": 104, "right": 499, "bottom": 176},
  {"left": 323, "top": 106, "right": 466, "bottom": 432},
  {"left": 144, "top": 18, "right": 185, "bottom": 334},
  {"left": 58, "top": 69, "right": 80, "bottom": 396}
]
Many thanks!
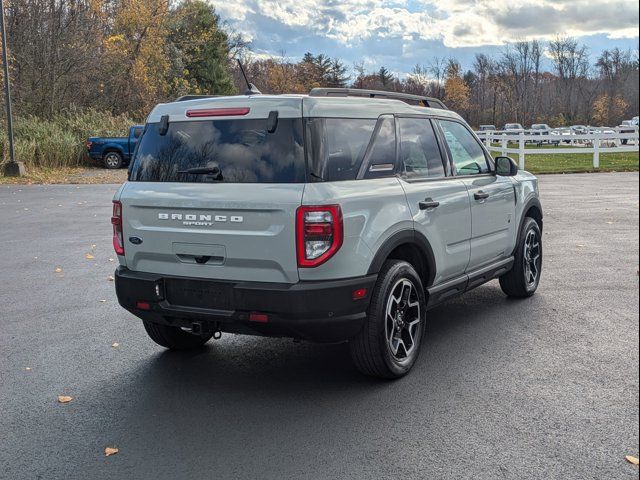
[{"left": 146, "top": 94, "right": 463, "bottom": 124}]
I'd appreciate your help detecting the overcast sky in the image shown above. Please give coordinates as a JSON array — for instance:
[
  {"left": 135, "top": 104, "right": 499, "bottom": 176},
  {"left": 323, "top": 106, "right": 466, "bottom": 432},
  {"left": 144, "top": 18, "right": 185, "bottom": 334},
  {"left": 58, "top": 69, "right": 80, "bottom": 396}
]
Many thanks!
[{"left": 210, "top": 0, "right": 639, "bottom": 76}]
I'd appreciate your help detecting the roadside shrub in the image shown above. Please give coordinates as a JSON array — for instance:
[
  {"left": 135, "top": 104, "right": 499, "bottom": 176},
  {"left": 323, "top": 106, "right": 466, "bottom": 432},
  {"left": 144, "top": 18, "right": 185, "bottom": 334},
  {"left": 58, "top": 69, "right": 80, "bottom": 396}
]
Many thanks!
[{"left": 1, "top": 108, "right": 136, "bottom": 168}]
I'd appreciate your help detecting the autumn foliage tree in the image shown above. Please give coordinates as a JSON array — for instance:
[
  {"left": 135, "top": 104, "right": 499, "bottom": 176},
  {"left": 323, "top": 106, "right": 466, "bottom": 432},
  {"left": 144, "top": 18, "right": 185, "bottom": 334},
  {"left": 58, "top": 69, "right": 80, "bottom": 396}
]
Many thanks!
[
  {"left": 592, "top": 94, "right": 629, "bottom": 126},
  {"left": 443, "top": 60, "right": 470, "bottom": 113},
  {"left": 102, "top": 0, "right": 171, "bottom": 116}
]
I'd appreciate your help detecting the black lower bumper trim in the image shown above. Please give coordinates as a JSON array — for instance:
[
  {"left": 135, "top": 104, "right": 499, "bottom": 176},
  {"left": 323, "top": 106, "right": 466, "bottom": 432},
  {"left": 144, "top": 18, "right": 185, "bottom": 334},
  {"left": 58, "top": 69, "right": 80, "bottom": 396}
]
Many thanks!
[{"left": 114, "top": 267, "right": 377, "bottom": 342}]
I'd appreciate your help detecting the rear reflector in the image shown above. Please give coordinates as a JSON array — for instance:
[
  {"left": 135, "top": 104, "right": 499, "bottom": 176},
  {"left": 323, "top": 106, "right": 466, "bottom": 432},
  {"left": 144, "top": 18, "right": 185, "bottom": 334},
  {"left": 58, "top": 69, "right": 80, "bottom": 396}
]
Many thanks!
[
  {"left": 186, "top": 107, "right": 250, "bottom": 118},
  {"left": 249, "top": 312, "right": 269, "bottom": 323},
  {"left": 136, "top": 301, "right": 150, "bottom": 310},
  {"left": 352, "top": 288, "right": 368, "bottom": 300}
]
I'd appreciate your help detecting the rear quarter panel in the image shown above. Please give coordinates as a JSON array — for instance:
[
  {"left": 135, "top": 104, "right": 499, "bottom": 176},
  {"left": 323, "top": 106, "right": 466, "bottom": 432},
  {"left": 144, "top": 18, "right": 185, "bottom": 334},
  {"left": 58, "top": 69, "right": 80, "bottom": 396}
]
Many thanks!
[{"left": 300, "top": 177, "right": 412, "bottom": 281}]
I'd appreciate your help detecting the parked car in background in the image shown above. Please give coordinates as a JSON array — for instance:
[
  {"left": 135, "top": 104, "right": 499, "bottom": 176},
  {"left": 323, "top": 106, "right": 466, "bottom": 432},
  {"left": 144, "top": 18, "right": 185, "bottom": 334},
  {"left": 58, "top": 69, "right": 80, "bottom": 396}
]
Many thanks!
[
  {"left": 86, "top": 125, "right": 144, "bottom": 169},
  {"left": 530, "top": 124, "right": 559, "bottom": 145},
  {"left": 478, "top": 124, "right": 497, "bottom": 132},
  {"left": 530, "top": 124, "right": 551, "bottom": 135},
  {"left": 550, "top": 127, "right": 572, "bottom": 143},
  {"left": 569, "top": 125, "right": 588, "bottom": 135},
  {"left": 503, "top": 123, "right": 525, "bottom": 135},
  {"left": 618, "top": 118, "right": 639, "bottom": 145},
  {"left": 589, "top": 126, "right": 618, "bottom": 146}
]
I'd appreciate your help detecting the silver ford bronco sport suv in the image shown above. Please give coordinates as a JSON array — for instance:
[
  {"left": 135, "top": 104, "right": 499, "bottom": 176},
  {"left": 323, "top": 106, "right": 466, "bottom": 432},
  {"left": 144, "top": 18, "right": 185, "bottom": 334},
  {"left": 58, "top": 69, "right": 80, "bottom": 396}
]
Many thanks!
[{"left": 113, "top": 88, "right": 543, "bottom": 378}]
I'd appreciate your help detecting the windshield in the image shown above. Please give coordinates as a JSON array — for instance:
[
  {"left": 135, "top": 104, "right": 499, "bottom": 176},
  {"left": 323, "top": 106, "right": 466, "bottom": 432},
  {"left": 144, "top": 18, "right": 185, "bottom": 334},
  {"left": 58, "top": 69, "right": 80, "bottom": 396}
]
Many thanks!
[{"left": 129, "top": 118, "right": 305, "bottom": 183}]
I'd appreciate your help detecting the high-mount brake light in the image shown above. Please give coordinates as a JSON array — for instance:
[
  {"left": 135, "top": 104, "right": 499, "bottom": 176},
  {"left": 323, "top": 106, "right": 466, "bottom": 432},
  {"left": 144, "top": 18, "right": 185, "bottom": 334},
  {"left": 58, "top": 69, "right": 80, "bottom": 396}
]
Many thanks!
[
  {"left": 111, "top": 201, "right": 125, "bottom": 256},
  {"left": 185, "top": 107, "right": 250, "bottom": 118},
  {"left": 296, "top": 205, "right": 343, "bottom": 268}
]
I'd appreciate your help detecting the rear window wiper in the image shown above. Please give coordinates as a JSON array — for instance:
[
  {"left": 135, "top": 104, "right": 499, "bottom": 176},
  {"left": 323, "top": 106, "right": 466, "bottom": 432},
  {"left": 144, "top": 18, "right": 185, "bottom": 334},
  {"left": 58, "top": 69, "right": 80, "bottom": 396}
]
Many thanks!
[{"left": 178, "top": 167, "right": 221, "bottom": 175}]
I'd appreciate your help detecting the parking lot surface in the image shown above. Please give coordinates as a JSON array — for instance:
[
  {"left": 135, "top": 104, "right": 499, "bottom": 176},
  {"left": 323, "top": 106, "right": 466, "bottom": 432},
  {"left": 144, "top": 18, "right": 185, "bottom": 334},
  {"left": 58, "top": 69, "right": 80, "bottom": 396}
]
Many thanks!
[{"left": 1, "top": 172, "right": 638, "bottom": 479}]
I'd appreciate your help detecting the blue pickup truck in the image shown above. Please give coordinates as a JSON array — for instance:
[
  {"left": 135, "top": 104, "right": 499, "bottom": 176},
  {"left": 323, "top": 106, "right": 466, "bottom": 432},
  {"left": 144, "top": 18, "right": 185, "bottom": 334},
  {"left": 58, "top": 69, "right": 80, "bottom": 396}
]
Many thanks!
[{"left": 86, "top": 125, "right": 144, "bottom": 169}]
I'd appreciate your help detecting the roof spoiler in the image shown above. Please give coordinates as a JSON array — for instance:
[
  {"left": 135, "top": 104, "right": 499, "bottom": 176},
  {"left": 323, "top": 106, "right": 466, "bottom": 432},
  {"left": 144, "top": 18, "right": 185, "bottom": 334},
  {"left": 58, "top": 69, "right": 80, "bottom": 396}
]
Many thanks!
[
  {"left": 309, "top": 88, "right": 448, "bottom": 110},
  {"left": 174, "top": 95, "right": 223, "bottom": 102}
]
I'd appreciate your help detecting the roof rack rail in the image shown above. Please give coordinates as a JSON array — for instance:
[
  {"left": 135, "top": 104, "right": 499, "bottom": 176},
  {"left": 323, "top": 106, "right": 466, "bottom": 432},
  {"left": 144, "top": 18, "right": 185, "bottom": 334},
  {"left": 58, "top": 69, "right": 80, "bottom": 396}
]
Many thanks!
[
  {"left": 309, "top": 88, "right": 448, "bottom": 110},
  {"left": 175, "top": 95, "right": 222, "bottom": 102}
]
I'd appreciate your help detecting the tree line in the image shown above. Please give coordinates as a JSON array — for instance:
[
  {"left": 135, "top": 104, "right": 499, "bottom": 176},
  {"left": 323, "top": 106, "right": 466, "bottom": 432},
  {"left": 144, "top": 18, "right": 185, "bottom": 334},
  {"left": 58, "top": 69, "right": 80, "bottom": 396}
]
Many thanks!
[{"left": 2, "top": 0, "right": 639, "bottom": 128}]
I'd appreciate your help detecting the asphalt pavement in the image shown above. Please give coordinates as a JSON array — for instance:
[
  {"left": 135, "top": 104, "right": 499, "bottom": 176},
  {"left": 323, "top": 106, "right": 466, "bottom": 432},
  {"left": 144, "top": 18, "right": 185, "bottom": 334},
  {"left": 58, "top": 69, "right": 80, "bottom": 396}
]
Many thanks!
[{"left": 0, "top": 172, "right": 638, "bottom": 479}]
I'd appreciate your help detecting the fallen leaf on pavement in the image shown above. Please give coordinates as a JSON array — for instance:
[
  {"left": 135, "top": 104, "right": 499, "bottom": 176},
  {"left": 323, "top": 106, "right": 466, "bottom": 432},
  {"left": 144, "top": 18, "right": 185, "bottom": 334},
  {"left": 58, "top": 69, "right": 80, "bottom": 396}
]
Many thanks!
[
  {"left": 91, "top": 244, "right": 97, "bottom": 250},
  {"left": 99, "top": 299, "right": 107, "bottom": 303},
  {"left": 54, "top": 266, "right": 62, "bottom": 273},
  {"left": 108, "top": 258, "right": 114, "bottom": 262},
  {"left": 57, "top": 395, "right": 73, "bottom": 403},
  {"left": 626, "top": 455, "right": 639, "bottom": 465},
  {"left": 85, "top": 253, "right": 95, "bottom": 260},
  {"left": 25, "top": 367, "right": 32, "bottom": 371},
  {"left": 112, "top": 342, "right": 120, "bottom": 348},
  {"left": 107, "top": 275, "right": 114, "bottom": 282},
  {"left": 576, "top": 244, "right": 585, "bottom": 248},
  {"left": 104, "top": 447, "right": 119, "bottom": 457}
]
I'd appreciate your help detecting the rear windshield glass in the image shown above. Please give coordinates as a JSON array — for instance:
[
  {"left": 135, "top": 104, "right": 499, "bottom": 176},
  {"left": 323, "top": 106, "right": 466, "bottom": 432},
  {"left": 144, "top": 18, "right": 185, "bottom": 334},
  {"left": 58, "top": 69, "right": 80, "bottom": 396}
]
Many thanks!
[
  {"left": 305, "top": 118, "right": 377, "bottom": 181},
  {"left": 129, "top": 119, "right": 305, "bottom": 183}
]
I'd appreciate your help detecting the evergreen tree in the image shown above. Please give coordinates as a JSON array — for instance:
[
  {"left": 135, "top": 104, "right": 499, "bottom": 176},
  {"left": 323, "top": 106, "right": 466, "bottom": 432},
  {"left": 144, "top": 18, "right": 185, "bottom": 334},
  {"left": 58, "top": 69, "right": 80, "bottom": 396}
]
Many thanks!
[
  {"left": 378, "top": 67, "right": 393, "bottom": 88},
  {"left": 168, "top": 0, "right": 236, "bottom": 96}
]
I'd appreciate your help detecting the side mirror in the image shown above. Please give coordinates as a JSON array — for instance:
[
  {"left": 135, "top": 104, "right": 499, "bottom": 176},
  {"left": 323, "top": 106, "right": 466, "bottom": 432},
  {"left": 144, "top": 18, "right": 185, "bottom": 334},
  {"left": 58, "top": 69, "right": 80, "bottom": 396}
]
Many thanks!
[{"left": 495, "top": 156, "right": 518, "bottom": 176}]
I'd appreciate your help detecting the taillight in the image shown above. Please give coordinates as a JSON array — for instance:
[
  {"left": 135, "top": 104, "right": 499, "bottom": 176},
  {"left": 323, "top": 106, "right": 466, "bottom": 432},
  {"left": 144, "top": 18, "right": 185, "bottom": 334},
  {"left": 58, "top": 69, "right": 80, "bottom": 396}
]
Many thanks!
[
  {"left": 296, "top": 205, "right": 343, "bottom": 267},
  {"left": 111, "top": 201, "right": 124, "bottom": 256}
]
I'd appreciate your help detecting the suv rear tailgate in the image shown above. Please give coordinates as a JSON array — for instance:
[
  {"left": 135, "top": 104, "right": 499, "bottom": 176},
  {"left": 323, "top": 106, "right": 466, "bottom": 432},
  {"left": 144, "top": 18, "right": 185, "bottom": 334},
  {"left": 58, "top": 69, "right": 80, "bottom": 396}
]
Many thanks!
[{"left": 119, "top": 182, "right": 303, "bottom": 283}]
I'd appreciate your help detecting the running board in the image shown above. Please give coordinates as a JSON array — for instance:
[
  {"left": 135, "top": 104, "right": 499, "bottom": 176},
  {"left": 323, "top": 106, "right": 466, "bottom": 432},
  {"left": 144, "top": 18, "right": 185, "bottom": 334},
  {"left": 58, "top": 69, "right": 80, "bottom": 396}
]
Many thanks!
[{"left": 426, "top": 257, "right": 514, "bottom": 309}]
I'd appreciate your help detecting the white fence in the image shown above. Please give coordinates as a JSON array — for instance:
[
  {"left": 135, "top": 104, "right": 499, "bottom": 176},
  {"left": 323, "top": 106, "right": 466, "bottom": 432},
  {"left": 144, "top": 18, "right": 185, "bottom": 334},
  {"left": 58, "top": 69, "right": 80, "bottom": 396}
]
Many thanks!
[{"left": 475, "top": 127, "right": 639, "bottom": 170}]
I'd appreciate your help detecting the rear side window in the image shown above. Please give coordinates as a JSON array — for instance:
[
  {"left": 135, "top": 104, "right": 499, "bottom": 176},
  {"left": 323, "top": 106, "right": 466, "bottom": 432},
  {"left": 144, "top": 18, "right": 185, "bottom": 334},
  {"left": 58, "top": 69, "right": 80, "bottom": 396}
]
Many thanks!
[
  {"left": 398, "top": 117, "right": 446, "bottom": 179},
  {"left": 129, "top": 119, "right": 305, "bottom": 183},
  {"left": 438, "top": 120, "right": 490, "bottom": 176},
  {"left": 305, "top": 118, "right": 376, "bottom": 181}
]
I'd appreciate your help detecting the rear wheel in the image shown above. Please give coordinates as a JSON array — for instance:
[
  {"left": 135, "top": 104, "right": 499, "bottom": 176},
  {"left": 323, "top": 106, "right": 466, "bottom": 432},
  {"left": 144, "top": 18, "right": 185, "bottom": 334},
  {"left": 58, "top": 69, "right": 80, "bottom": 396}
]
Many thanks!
[
  {"left": 349, "top": 260, "right": 426, "bottom": 379},
  {"left": 499, "top": 217, "right": 542, "bottom": 297},
  {"left": 103, "top": 151, "right": 123, "bottom": 169},
  {"left": 142, "top": 320, "right": 212, "bottom": 350}
]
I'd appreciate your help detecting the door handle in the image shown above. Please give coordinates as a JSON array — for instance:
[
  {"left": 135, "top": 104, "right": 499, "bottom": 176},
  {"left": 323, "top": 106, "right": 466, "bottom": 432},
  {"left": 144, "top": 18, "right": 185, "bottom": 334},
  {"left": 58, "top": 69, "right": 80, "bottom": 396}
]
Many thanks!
[
  {"left": 474, "top": 191, "right": 490, "bottom": 201},
  {"left": 419, "top": 198, "right": 440, "bottom": 210}
]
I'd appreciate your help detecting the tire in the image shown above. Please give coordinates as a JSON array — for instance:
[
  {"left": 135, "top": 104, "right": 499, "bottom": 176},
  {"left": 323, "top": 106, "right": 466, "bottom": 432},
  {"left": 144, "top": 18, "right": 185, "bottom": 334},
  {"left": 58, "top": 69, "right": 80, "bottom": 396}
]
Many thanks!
[
  {"left": 349, "top": 260, "right": 426, "bottom": 379},
  {"left": 142, "top": 320, "right": 212, "bottom": 350},
  {"left": 499, "top": 217, "right": 542, "bottom": 298},
  {"left": 103, "top": 151, "right": 123, "bottom": 169}
]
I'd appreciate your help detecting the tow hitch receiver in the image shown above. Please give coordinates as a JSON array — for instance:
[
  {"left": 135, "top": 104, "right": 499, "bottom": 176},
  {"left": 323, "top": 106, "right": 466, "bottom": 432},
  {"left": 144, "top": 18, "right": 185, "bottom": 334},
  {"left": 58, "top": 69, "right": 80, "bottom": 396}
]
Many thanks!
[{"left": 190, "top": 321, "right": 222, "bottom": 339}]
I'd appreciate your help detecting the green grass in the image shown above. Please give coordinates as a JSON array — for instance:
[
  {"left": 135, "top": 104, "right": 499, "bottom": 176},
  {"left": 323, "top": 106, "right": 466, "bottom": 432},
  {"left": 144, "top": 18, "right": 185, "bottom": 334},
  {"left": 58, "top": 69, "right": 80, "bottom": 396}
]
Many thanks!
[
  {"left": 1, "top": 108, "right": 136, "bottom": 169},
  {"left": 490, "top": 150, "right": 639, "bottom": 174}
]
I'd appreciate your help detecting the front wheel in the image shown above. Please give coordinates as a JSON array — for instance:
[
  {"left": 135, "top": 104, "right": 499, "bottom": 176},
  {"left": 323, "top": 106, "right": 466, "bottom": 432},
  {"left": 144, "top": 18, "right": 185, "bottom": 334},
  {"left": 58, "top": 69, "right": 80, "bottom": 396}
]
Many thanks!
[
  {"left": 349, "top": 260, "right": 426, "bottom": 379},
  {"left": 499, "top": 217, "right": 542, "bottom": 297},
  {"left": 143, "top": 320, "right": 212, "bottom": 350}
]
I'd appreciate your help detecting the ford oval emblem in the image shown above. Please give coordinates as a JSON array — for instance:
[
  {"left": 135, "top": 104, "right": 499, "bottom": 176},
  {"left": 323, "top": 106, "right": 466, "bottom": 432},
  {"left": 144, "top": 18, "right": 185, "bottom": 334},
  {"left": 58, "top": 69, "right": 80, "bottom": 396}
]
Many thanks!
[{"left": 129, "top": 236, "right": 143, "bottom": 245}]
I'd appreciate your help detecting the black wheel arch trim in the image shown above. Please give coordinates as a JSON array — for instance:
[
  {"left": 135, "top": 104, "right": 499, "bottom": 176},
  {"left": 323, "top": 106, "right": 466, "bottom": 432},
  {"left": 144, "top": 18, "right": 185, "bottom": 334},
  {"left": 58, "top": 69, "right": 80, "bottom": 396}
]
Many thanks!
[
  {"left": 366, "top": 229, "right": 437, "bottom": 288},
  {"left": 513, "top": 197, "right": 543, "bottom": 255}
]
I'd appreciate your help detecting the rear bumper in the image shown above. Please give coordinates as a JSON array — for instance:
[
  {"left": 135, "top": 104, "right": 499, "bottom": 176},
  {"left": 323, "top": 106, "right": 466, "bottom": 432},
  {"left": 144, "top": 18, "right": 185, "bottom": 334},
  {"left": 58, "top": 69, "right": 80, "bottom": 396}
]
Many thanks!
[{"left": 114, "top": 267, "right": 376, "bottom": 342}]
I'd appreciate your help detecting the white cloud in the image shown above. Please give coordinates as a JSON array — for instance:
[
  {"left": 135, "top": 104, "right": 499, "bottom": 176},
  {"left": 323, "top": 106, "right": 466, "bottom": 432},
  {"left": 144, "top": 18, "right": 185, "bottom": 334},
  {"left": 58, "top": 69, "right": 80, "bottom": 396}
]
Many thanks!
[{"left": 208, "top": 0, "right": 639, "bottom": 49}]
